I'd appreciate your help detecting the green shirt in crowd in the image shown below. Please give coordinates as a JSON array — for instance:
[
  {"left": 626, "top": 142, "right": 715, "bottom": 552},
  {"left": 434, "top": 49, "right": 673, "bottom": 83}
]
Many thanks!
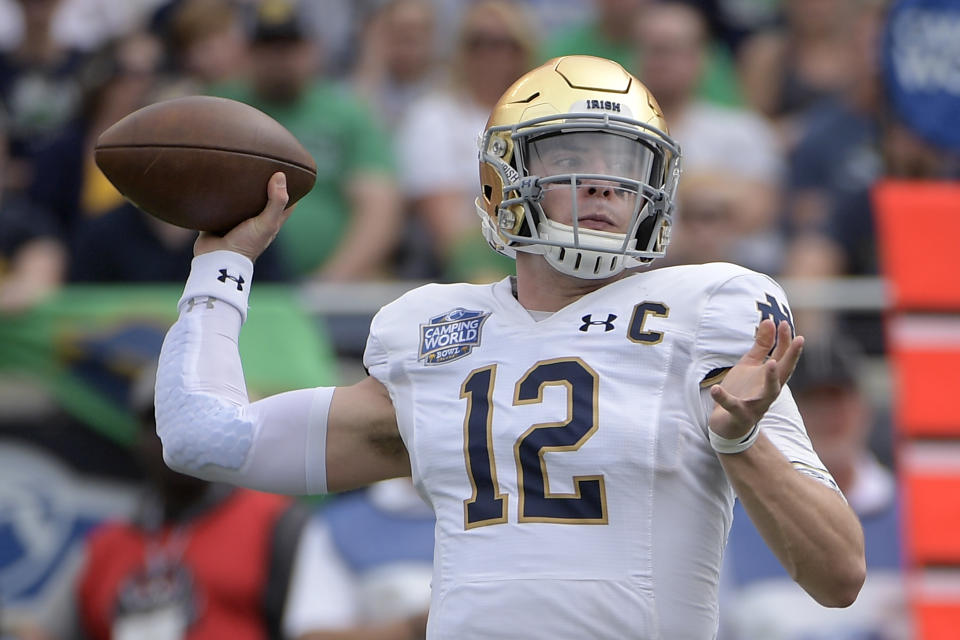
[
  {"left": 541, "top": 24, "right": 743, "bottom": 107},
  {"left": 212, "top": 81, "right": 396, "bottom": 277}
]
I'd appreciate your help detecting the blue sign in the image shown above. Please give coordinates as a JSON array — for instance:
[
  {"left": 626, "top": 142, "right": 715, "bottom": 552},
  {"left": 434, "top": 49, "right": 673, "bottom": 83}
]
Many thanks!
[
  {"left": 882, "top": 0, "right": 960, "bottom": 152},
  {"left": 0, "top": 442, "right": 137, "bottom": 630}
]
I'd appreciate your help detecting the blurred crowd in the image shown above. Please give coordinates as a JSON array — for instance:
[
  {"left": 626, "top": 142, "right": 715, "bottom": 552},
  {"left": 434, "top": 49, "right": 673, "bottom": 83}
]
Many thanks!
[
  {"left": 1, "top": 0, "right": 956, "bottom": 309},
  {"left": 1, "top": 0, "right": 954, "bottom": 638}
]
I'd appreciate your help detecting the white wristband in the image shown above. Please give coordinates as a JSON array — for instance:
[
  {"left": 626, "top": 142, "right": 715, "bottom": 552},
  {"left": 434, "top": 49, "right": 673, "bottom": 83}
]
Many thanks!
[
  {"left": 709, "top": 422, "right": 760, "bottom": 455},
  {"left": 178, "top": 250, "right": 254, "bottom": 323}
]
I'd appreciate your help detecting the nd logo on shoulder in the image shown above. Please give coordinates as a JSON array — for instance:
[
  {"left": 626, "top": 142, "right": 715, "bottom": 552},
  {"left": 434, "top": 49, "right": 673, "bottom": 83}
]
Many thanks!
[{"left": 756, "top": 294, "right": 795, "bottom": 337}]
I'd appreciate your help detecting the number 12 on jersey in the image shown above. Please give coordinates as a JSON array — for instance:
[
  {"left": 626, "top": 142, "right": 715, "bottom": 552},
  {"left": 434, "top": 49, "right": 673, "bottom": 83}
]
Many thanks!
[{"left": 460, "top": 358, "right": 608, "bottom": 529}]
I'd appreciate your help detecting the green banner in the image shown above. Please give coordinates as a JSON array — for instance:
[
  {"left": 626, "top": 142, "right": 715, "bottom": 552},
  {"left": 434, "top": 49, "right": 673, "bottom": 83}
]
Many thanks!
[{"left": 0, "top": 285, "right": 339, "bottom": 445}]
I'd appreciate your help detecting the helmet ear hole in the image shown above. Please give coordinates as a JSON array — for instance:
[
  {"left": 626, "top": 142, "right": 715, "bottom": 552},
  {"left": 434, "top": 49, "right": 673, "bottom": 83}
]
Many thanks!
[
  {"left": 635, "top": 211, "right": 658, "bottom": 251},
  {"left": 514, "top": 205, "right": 532, "bottom": 240}
]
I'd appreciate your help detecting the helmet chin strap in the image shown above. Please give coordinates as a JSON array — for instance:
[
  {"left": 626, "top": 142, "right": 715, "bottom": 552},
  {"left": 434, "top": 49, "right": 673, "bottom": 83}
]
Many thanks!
[{"left": 537, "top": 218, "right": 638, "bottom": 279}]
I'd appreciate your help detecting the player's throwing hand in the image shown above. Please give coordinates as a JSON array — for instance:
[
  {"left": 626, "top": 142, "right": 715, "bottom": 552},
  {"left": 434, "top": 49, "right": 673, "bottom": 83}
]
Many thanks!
[{"left": 194, "top": 172, "right": 293, "bottom": 261}]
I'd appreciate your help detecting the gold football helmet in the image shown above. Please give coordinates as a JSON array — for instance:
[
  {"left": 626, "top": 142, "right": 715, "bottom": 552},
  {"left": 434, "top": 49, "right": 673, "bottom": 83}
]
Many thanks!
[{"left": 477, "top": 55, "right": 681, "bottom": 279}]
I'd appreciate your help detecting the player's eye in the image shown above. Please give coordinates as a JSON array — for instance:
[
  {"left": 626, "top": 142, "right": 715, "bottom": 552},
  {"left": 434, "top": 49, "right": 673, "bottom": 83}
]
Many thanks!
[
  {"left": 607, "top": 155, "right": 637, "bottom": 174},
  {"left": 551, "top": 156, "right": 581, "bottom": 170}
]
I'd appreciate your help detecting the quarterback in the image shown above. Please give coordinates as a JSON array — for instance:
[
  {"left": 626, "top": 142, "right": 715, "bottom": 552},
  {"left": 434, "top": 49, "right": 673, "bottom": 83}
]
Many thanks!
[{"left": 155, "top": 56, "right": 865, "bottom": 638}]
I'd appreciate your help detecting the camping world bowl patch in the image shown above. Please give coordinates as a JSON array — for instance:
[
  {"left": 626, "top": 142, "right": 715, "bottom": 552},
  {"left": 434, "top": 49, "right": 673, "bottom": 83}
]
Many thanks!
[{"left": 419, "top": 308, "right": 490, "bottom": 365}]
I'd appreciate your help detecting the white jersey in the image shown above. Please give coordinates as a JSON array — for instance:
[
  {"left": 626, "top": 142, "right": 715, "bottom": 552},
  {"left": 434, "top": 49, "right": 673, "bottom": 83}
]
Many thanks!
[{"left": 363, "top": 263, "right": 833, "bottom": 640}]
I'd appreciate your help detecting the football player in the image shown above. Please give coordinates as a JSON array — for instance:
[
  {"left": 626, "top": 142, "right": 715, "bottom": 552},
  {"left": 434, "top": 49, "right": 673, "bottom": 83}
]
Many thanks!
[{"left": 155, "top": 55, "right": 864, "bottom": 638}]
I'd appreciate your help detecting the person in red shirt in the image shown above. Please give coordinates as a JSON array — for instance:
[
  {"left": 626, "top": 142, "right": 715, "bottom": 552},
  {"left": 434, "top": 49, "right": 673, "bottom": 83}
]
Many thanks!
[{"left": 76, "top": 363, "right": 309, "bottom": 640}]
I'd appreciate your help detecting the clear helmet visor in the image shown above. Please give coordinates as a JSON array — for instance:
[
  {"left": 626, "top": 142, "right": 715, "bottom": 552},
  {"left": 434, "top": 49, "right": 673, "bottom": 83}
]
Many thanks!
[
  {"left": 524, "top": 131, "right": 661, "bottom": 236},
  {"left": 510, "top": 131, "right": 665, "bottom": 277},
  {"left": 526, "top": 130, "right": 658, "bottom": 184}
]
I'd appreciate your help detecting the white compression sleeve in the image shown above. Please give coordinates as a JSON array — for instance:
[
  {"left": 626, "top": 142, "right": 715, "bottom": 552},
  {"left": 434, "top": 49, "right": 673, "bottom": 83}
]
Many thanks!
[{"left": 155, "top": 251, "right": 331, "bottom": 495}]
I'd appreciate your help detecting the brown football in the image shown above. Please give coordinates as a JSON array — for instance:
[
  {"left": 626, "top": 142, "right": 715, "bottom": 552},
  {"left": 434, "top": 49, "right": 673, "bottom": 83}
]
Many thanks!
[{"left": 94, "top": 95, "right": 317, "bottom": 233}]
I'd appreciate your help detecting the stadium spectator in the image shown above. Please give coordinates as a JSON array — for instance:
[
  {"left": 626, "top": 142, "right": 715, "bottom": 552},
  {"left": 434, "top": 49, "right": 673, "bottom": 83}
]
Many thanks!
[
  {"left": 737, "top": 0, "right": 863, "bottom": 148},
  {"left": 295, "top": 0, "right": 365, "bottom": 79},
  {"left": 30, "top": 0, "right": 166, "bottom": 54},
  {"left": 659, "top": 170, "right": 740, "bottom": 268},
  {"left": 287, "top": 479, "right": 434, "bottom": 640},
  {"left": 636, "top": 1, "right": 785, "bottom": 274},
  {"left": 780, "top": 0, "right": 960, "bottom": 347},
  {"left": 541, "top": 0, "right": 646, "bottom": 69},
  {"left": 350, "top": 0, "right": 440, "bottom": 131},
  {"left": 69, "top": 200, "right": 288, "bottom": 283},
  {"left": 0, "top": 0, "right": 91, "bottom": 229},
  {"left": 76, "top": 361, "right": 313, "bottom": 640},
  {"left": 395, "top": 0, "right": 536, "bottom": 281},
  {"left": 78, "top": 28, "right": 168, "bottom": 221},
  {"left": 722, "top": 331, "right": 908, "bottom": 640},
  {"left": 0, "top": 109, "right": 66, "bottom": 313},
  {"left": 167, "top": 0, "right": 250, "bottom": 88},
  {"left": 212, "top": 0, "right": 401, "bottom": 281},
  {"left": 545, "top": 0, "right": 743, "bottom": 106},
  {"left": 679, "top": 0, "right": 782, "bottom": 55},
  {"left": 0, "top": 187, "right": 65, "bottom": 313},
  {"left": 781, "top": 0, "right": 885, "bottom": 268}
]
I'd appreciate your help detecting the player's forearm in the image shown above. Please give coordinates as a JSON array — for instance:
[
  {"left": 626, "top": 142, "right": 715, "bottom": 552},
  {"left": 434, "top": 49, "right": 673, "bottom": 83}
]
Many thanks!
[
  {"left": 155, "top": 251, "right": 333, "bottom": 494},
  {"left": 720, "top": 434, "right": 866, "bottom": 607}
]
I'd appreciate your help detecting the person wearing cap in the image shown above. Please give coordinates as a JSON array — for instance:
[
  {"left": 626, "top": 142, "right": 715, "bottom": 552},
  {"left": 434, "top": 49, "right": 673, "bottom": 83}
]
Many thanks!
[
  {"left": 210, "top": 0, "right": 401, "bottom": 283},
  {"left": 721, "top": 332, "right": 908, "bottom": 640},
  {"left": 0, "top": 105, "right": 67, "bottom": 313}
]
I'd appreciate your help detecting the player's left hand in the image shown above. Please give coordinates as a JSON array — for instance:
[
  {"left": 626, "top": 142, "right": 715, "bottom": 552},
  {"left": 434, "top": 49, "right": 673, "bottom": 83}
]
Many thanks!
[{"left": 708, "top": 319, "right": 803, "bottom": 440}]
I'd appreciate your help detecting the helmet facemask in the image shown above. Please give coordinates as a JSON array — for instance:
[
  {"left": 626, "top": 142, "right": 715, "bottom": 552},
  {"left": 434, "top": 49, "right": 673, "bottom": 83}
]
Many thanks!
[{"left": 479, "top": 112, "right": 681, "bottom": 279}]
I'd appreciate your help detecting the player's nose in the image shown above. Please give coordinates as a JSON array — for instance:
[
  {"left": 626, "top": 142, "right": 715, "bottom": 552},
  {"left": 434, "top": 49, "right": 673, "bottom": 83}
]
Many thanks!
[{"left": 578, "top": 177, "right": 623, "bottom": 198}]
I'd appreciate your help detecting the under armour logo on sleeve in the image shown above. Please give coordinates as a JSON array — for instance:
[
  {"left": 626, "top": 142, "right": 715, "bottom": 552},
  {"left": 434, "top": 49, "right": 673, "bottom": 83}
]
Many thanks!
[
  {"left": 579, "top": 313, "right": 617, "bottom": 332},
  {"left": 186, "top": 296, "right": 216, "bottom": 312},
  {"left": 217, "top": 269, "right": 245, "bottom": 291}
]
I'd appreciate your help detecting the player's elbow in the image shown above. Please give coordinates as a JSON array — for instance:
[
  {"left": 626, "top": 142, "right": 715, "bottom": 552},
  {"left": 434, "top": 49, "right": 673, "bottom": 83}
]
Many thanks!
[
  {"left": 817, "top": 574, "right": 865, "bottom": 609},
  {"left": 810, "top": 555, "right": 866, "bottom": 608},
  {"left": 835, "top": 557, "right": 867, "bottom": 608},
  {"left": 154, "top": 385, "right": 254, "bottom": 479},
  {"left": 155, "top": 414, "right": 206, "bottom": 478},
  {"left": 160, "top": 442, "right": 193, "bottom": 476}
]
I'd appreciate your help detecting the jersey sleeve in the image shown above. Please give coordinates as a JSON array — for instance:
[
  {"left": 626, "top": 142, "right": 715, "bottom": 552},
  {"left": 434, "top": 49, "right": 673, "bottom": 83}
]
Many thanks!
[
  {"left": 363, "top": 308, "right": 391, "bottom": 385},
  {"left": 693, "top": 270, "right": 838, "bottom": 491},
  {"left": 693, "top": 271, "right": 796, "bottom": 383},
  {"left": 362, "top": 284, "right": 442, "bottom": 387}
]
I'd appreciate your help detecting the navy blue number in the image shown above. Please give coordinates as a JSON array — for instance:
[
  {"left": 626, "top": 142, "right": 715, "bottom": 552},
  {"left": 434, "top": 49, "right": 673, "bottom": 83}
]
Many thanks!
[
  {"left": 461, "top": 366, "right": 508, "bottom": 528},
  {"left": 515, "top": 359, "right": 607, "bottom": 523},
  {"left": 461, "top": 359, "right": 607, "bottom": 528}
]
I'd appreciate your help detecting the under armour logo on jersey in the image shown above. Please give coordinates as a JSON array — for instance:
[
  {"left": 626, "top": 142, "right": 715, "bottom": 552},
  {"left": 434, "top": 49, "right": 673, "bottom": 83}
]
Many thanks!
[
  {"left": 579, "top": 313, "right": 617, "bottom": 332},
  {"left": 186, "top": 296, "right": 216, "bottom": 312},
  {"left": 217, "top": 269, "right": 245, "bottom": 291}
]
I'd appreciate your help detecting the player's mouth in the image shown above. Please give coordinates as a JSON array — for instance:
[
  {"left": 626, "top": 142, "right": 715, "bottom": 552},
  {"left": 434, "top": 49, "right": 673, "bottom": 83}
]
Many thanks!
[{"left": 574, "top": 213, "right": 619, "bottom": 231}]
